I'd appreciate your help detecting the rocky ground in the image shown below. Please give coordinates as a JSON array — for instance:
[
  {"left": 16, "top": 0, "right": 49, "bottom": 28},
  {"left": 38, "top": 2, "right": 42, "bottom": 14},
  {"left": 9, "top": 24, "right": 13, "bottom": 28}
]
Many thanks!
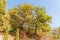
[{"left": 0, "top": 32, "right": 54, "bottom": 40}]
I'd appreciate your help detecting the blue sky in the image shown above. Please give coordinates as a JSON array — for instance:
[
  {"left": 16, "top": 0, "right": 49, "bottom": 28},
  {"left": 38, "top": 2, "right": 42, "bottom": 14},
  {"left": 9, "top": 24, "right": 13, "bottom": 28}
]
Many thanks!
[{"left": 6, "top": 0, "right": 60, "bottom": 28}]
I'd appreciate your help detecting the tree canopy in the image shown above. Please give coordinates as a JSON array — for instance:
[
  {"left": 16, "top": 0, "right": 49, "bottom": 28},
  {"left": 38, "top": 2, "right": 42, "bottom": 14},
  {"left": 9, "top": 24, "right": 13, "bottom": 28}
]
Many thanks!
[{"left": 9, "top": 4, "right": 52, "bottom": 35}]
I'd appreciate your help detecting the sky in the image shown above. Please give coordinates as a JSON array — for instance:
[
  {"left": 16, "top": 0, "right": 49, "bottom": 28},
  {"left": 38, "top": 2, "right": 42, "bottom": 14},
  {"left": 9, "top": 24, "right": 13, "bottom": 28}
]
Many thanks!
[{"left": 6, "top": 0, "right": 60, "bottom": 28}]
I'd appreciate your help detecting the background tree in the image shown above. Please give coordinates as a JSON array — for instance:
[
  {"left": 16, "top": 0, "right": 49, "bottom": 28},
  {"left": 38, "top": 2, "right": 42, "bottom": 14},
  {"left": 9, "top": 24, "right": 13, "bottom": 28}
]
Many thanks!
[{"left": 53, "top": 27, "right": 60, "bottom": 40}]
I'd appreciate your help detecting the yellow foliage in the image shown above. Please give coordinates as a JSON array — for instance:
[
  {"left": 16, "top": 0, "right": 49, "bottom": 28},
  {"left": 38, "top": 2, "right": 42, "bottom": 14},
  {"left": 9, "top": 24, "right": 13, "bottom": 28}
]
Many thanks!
[
  {"left": 18, "top": 4, "right": 34, "bottom": 11},
  {"left": 26, "top": 15, "right": 33, "bottom": 20},
  {"left": 9, "top": 8, "right": 18, "bottom": 15}
]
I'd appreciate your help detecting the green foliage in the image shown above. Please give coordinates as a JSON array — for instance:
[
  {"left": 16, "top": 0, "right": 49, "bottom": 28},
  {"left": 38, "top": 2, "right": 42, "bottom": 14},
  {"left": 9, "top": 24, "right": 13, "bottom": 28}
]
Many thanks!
[
  {"left": 9, "top": 4, "right": 52, "bottom": 36},
  {"left": 14, "top": 28, "right": 19, "bottom": 40},
  {"left": 0, "top": 14, "right": 3, "bottom": 26},
  {"left": 23, "top": 26, "right": 28, "bottom": 33},
  {"left": 34, "top": 7, "right": 52, "bottom": 35},
  {"left": 3, "top": 28, "right": 9, "bottom": 40}
]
